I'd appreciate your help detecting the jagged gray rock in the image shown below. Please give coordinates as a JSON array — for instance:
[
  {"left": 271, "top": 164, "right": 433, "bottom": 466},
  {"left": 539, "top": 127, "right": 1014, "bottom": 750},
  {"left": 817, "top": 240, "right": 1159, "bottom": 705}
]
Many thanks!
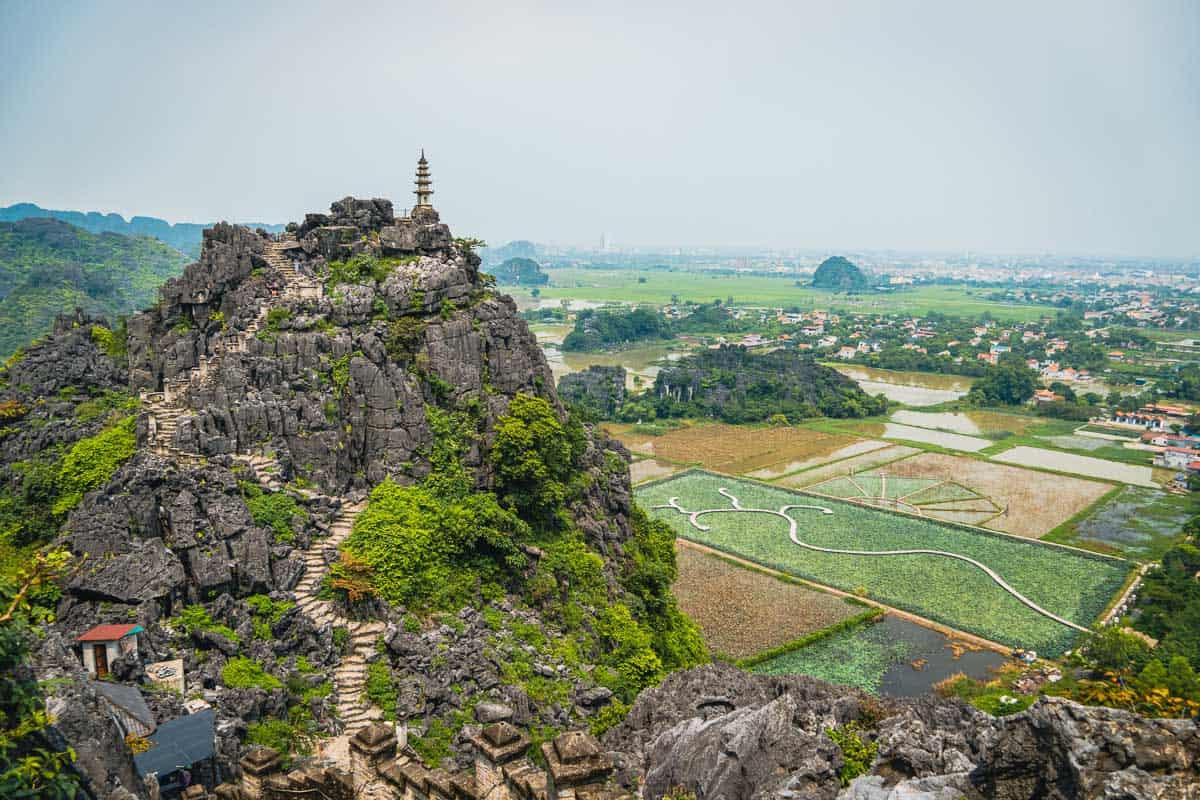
[
  {"left": 557, "top": 365, "right": 627, "bottom": 417},
  {"left": 604, "top": 663, "right": 1200, "bottom": 800}
]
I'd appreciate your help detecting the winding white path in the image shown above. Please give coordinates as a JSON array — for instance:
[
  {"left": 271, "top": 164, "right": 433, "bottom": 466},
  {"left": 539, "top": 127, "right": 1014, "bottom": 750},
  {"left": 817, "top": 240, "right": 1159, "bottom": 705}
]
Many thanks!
[{"left": 655, "top": 487, "right": 1088, "bottom": 634}]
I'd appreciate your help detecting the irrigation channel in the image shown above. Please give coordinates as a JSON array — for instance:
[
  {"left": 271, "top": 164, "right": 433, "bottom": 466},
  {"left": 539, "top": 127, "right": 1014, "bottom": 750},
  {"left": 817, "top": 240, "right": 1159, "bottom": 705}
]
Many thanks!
[{"left": 655, "top": 487, "right": 1089, "bottom": 634}]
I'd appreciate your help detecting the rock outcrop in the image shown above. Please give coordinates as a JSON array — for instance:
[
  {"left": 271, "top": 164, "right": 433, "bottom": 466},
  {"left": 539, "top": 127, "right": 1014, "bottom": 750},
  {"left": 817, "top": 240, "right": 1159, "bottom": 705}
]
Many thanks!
[
  {"left": 557, "top": 365, "right": 627, "bottom": 417},
  {"left": 605, "top": 663, "right": 1200, "bottom": 800}
]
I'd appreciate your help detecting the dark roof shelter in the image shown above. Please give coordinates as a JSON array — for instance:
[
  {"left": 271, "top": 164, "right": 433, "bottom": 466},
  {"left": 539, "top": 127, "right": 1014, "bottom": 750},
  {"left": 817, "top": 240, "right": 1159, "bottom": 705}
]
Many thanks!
[{"left": 134, "top": 709, "right": 216, "bottom": 779}]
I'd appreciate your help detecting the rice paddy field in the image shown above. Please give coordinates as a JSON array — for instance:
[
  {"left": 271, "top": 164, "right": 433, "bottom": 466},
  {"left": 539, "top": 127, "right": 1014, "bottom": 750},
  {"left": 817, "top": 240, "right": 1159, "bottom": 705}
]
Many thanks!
[
  {"left": 615, "top": 423, "right": 878, "bottom": 476},
  {"left": 992, "top": 446, "right": 1157, "bottom": 487},
  {"left": 509, "top": 270, "right": 1057, "bottom": 322},
  {"left": 871, "top": 452, "right": 1112, "bottom": 538},
  {"left": 882, "top": 422, "right": 992, "bottom": 452},
  {"left": 638, "top": 471, "right": 1131, "bottom": 655},
  {"left": 672, "top": 544, "right": 860, "bottom": 659},
  {"left": 774, "top": 444, "right": 922, "bottom": 488}
]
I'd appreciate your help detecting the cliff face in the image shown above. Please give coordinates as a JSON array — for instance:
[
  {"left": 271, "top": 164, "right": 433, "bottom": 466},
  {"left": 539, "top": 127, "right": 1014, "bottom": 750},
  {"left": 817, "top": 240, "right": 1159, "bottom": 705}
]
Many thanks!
[{"left": 605, "top": 663, "right": 1200, "bottom": 800}]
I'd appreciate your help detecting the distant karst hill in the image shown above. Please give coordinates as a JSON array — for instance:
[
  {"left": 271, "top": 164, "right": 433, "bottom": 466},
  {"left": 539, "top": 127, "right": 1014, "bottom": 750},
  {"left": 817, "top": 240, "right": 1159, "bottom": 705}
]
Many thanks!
[
  {"left": 0, "top": 202, "right": 284, "bottom": 257},
  {"left": 0, "top": 217, "right": 189, "bottom": 357},
  {"left": 811, "top": 255, "right": 869, "bottom": 290}
]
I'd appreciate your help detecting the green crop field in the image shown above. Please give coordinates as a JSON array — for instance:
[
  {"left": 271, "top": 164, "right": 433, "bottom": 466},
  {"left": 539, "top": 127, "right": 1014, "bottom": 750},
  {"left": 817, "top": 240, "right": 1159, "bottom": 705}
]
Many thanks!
[
  {"left": 510, "top": 268, "right": 1057, "bottom": 322},
  {"left": 636, "top": 471, "right": 1131, "bottom": 655}
]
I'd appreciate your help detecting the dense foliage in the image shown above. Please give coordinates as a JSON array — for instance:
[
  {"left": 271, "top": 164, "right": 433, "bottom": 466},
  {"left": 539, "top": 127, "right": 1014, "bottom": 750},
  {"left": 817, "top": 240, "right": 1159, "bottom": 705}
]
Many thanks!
[
  {"left": 490, "top": 257, "right": 548, "bottom": 286},
  {"left": 0, "top": 550, "right": 82, "bottom": 798},
  {"left": 1132, "top": 535, "right": 1200, "bottom": 670},
  {"left": 0, "top": 218, "right": 188, "bottom": 357},
  {"left": 811, "top": 256, "right": 869, "bottom": 291},
  {"left": 562, "top": 307, "right": 673, "bottom": 352},
  {"left": 341, "top": 397, "right": 705, "bottom": 708},
  {"left": 53, "top": 416, "right": 137, "bottom": 514},
  {"left": 966, "top": 360, "right": 1039, "bottom": 406},
  {"left": 641, "top": 346, "right": 888, "bottom": 424}
]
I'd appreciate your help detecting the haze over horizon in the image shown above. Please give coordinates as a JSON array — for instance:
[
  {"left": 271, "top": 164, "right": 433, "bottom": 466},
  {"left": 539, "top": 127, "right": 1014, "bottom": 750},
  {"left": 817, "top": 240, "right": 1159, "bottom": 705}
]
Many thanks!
[{"left": 2, "top": 1, "right": 1197, "bottom": 258}]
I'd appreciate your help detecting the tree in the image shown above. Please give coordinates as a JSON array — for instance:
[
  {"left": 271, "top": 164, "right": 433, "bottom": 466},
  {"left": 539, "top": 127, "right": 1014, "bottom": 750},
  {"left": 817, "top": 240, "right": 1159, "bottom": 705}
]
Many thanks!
[
  {"left": 491, "top": 394, "right": 583, "bottom": 527},
  {"left": 967, "top": 361, "right": 1038, "bottom": 406},
  {"left": 1, "top": 549, "right": 84, "bottom": 798}
]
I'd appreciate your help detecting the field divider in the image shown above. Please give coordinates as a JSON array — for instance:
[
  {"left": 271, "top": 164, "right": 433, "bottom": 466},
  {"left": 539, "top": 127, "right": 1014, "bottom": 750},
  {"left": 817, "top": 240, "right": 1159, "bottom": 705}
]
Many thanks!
[
  {"left": 676, "top": 539, "right": 1013, "bottom": 655},
  {"left": 733, "top": 607, "right": 885, "bottom": 669}
]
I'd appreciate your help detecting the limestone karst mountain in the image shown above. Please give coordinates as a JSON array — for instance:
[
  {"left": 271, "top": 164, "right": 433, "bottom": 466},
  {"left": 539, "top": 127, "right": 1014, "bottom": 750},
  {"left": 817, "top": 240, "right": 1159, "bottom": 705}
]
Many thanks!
[{"left": 1, "top": 188, "right": 1196, "bottom": 800}]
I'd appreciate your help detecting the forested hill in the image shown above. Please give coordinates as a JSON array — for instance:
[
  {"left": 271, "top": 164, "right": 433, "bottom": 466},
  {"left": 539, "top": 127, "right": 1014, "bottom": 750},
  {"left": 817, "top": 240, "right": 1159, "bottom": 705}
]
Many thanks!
[
  {"left": 811, "top": 255, "right": 869, "bottom": 290},
  {"left": 651, "top": 345, "right": 889, "bottom": 423},
  {"left": 0, "top": 202, "right": 284, "bottom": 257},
  {"left": 0, "top": 218, "right": 189, "bottom": 357}
]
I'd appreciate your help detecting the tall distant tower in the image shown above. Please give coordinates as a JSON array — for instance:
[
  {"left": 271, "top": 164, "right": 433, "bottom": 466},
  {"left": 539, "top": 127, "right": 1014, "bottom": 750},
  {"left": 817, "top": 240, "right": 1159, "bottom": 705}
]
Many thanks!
[{"left": 413, "top": 150, "right": 434, "bottom": 209}]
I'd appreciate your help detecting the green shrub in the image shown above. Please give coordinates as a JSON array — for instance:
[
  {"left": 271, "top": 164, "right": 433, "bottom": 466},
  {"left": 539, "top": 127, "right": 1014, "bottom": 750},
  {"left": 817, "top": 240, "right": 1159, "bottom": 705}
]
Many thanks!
[
  {"left": 409, "top": 717, "right": 454, "bottom": 767},
  {"left": 222, "top": 656, "right": 283, "bottom": 690},
  {"left": 327, "top": 254, "right": 414, "bottom": 287},
  {"left": 342, "top": 478, "right": 527, "bottom": 611},
  {"left": 175, "top": 605, "right": 240, "bottom": 644},
  {"left": 588, "top": 699, "right": 631, "bottom": 736},
  {"left": 245, "top": 717, "right": 312, "bottom": 767},
  {"left": 491, "top": 394, "right": 584, "bottom": 526},
  {"left": 90, "top": 324, "right": 127, "bottom": 360},
  {"left": 54, "top": 416, "right": 136, "bottom": 514},
  {"left": 73, "top": 390, "right": 137, "bottom": 423},
  {"left": 242, "top": 484, "right": 306, "bottom": 543},
  {"left": 363, "top": 660, "right": 398, "bottom": 719},
  {"left": 826, "top": 721, "right": 878, "bottom": 786}
]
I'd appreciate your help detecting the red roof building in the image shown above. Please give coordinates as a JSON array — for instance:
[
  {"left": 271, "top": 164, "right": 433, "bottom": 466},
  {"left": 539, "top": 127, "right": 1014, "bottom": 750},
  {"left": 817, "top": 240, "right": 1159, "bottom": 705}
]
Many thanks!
[
  {"left": 77, "top": 623, "right": 143, "bottom": 642},
  {"left": 77, "top": 623, "right": 143, "bottom": 679}
]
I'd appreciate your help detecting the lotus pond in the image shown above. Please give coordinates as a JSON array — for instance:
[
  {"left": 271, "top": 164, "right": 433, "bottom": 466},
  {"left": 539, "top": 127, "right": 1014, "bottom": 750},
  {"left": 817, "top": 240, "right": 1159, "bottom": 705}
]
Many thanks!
[
  {"left": 637, "top": 471, "right": 1131, "bottom": 655},
  {"left": 750, "top": 614, "right": 1008, "bottom": 696}
]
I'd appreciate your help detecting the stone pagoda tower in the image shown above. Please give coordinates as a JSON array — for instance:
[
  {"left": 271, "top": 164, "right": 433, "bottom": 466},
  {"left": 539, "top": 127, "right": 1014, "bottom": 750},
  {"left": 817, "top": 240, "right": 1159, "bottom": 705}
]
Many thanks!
[{"left": 412, "top": 149, "right": 435, "bottom": 219}]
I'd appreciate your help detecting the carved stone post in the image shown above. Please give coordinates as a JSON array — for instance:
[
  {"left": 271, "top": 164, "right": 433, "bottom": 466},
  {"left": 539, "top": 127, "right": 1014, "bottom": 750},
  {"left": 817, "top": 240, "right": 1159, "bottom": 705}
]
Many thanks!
[
  {"left": 467, "top": 722, "right": 529, "bottom": 800},
  {"left": 239, "top": 747, "right": 283, "bottom": 800},
  {"left": 350, "top": 723, "right": 398, "bottom": 792}
]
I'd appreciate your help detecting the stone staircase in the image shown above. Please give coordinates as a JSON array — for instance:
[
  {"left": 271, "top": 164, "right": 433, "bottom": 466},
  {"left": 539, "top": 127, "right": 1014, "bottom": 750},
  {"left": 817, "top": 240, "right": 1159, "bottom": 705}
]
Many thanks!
[
  {"left": 292, "top": 500, "right": 387, "bottom": 735},
  {"left": 264, "top": 240, "right": 323, "bottom": 299},
  {"left": 138, "top": 235, "right": 386, "bottom": 737}
]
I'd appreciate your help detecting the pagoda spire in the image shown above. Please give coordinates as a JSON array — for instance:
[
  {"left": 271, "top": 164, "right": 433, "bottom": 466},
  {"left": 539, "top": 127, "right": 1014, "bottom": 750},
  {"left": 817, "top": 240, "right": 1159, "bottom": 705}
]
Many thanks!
[{"left": 413, "top": 149, "right": 434, "bottom": 209}]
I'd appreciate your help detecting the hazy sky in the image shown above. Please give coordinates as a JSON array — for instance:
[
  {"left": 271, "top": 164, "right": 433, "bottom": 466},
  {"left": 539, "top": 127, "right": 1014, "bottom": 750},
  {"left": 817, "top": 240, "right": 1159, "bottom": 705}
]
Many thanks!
[{"left": 2, "top": 1, "right": 1197, "bottom": 256}]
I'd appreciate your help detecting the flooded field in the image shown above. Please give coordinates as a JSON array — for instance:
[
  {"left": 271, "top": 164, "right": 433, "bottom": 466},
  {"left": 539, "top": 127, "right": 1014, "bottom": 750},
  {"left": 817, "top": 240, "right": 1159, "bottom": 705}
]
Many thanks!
[
  {"left": 543, "top": 342, "right": 682, "bottom": 391},
  {"left": 1052, "top": 486, "right": 1196, "bottom": 561},
  {"left": 745, "top": 439, "right": 889, "bottom": 480},
  {"left": 774, "top": 445, "right": 922, "bottom": 488},
  {"left": 891, "top": 410, "right": 983, "bottom": 435},
  {"left": 992, "top": 446, "right": 1157, "bottom": 487},
  {"left": 749, "top": 615, "right": 1008, "bottom": 696},
  {"left": 882, "top": 423, "right": 991, "bottom": 452},
  {"left": 629, "top": 458, "right": 686, "bottom": 484},
  {"left": 876, "top": 452, "right": 1111, "bottom": 538},
  {"left": 833, "top": 366, "right": 972, "bottom": 407}
]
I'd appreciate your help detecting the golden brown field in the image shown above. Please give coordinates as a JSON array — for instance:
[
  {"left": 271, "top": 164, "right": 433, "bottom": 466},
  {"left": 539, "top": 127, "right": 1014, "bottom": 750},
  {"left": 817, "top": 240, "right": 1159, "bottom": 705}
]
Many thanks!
[
  {"left": 673, "top": 544, "right": 859, "bottom": 659},
  {"left": 609, "top": 422, "right": 872, "bottom": 475},
  {"left": 879, "top": 452, "right": 1112, "bottom": 538}
]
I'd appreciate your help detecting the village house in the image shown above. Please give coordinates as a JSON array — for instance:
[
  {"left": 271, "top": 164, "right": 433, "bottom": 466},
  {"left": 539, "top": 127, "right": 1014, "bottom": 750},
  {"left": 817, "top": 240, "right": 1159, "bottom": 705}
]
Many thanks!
[
  {"left": 1155, "top": 447, "right": 1200, "bottom": 471},
  {"left": 836, "top": 346, "right": 857, "bottom": 360},
  {"left": 1033, "top": 389, "right": 1064, "bottom": 404},
  {"left": 1112, "top": 410, "right": 1170, "bottom": 431},
  {"left": 77, "top": 623, "right": 143, "bottom": 679}
]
